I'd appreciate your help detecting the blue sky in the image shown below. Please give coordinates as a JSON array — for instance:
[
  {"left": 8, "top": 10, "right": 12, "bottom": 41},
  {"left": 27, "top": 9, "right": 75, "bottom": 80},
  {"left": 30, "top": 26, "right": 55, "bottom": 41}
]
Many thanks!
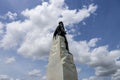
[{"left": 0, "top": 0, "right": 120, "bottom": 80}]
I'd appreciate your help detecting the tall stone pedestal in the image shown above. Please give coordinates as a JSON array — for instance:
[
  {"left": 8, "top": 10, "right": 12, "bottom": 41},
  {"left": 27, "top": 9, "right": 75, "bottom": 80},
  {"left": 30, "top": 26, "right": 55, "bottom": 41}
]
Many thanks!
[{"left": 47, "top": 36, "right": 78, "bottom": 80}]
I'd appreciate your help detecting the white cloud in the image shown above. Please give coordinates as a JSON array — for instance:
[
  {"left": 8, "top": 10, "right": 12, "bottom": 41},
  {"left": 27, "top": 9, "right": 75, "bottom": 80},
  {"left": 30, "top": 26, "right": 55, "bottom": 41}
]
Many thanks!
[
  {"left": 5, "top": 57, "right": 16, "bottom": 64},
  {"left": 41, "top": 76, "right": 46, "bottom": 80},
  {"left": 67, "top": 34, "right": 120, "bottom": 78},
  {"left": 0, "top": 74, "right": 13, "bottom": 80},
  {"left": 76, "top": 67, "right": 81, "bottom": 73},
  {"left": 59, "top": 4, "right": 98, "bottom": 26},
  {"left": 82, "top": 21, "right": 86, "bottom": 25},
  {"left": 82, "top": 76, "right": 110, "bottom": 80},
  {"left": 89, "top": 46, "right": 118, "bottom": 76},
  {"left": 112, "top": 69, "right": 120, "bottom": 80},
  {"left": 117, "top": 42, "right": 120, "bottom": 49},
  {"left": 68, "top": 35, "right": 99, "bottom": 63},
  {"left": 6, "top": 11, "right": 17, "bottom": 20},
  {"left": 15, "top": 79, "right": 20, "bottom": 80},
  {"left": 0, "top": 11, "right": 17, "bottom": 20},
  {"left": 0, "top": 0, "right": 97, "bottom": 60},
  {"left": 17, "top": 28, "right": 52, "bottom": 60},
  {"left": 0, "top": 74, "right": 20, "bottom": 80},
  {"left": 0, "top": 22, "right": 4, "bottom": 35},
  {"left": 87, "top": 76, "right": 98, "bottom": 80},
  {"left": 28, "top": 69, "right": 41, "bottom": 77},
  {"left": 82, "top": 79, "right": 88, "bottom": 80},
  {"left": 0, "top": 20, "right": 33, "bottom": 49},
  {"left": 88, "top": 38, "right": 100, "bottom": 47}
]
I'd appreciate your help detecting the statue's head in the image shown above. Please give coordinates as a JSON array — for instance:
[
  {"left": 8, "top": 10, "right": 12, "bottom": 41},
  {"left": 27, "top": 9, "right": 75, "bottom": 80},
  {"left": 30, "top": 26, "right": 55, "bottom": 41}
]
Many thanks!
[{"left": 59, "top": 21, "right": 64, "bottom": 26}]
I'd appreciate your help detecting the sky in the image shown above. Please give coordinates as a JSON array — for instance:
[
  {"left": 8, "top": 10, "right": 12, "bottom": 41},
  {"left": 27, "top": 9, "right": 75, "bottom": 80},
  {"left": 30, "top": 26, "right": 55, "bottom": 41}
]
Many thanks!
[{"left": 0, "top": 0, "right": 120, "bottom": 80}]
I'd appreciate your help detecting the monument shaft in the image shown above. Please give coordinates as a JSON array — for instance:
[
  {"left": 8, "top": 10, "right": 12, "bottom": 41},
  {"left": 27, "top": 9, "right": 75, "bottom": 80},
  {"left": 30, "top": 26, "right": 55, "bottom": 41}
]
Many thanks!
[
  {"left": 47, "top": 36, "right": 78, "bottom": 80},
  {"left": 47, "top": 22, "right": 78, "bottom": 80}
]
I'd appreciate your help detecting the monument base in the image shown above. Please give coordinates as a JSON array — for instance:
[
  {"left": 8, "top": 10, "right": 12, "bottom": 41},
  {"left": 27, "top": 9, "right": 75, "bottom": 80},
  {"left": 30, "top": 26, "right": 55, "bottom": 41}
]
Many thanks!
[{"left": 47, "top": 36, "right": 78, "bottom": 80}]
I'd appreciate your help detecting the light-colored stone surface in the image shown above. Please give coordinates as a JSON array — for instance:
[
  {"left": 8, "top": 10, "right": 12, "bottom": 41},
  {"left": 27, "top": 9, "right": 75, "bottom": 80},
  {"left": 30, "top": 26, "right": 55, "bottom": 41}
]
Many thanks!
[{"left": 47, "top": 35, "right": 78, "bottom": 80}]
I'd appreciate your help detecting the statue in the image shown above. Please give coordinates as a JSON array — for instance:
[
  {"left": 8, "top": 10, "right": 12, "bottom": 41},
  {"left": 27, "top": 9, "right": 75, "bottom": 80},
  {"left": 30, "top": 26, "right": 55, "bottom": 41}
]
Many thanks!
[{"left": 53, "top": 21, "right": 69, "bottom": 51}]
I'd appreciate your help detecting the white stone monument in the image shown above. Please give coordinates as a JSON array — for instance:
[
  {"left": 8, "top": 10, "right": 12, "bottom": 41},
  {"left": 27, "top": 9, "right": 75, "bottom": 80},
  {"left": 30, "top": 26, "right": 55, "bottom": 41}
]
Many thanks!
[{"left": 47, "top": 22, "right": 78, "bottom": 80}]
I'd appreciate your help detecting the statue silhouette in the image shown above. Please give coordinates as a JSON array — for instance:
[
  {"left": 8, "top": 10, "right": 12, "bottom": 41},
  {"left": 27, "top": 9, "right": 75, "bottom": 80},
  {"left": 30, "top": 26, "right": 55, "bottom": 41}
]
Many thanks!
[{"left": 53, "top": 21, "right": 69, "bottom": 51}]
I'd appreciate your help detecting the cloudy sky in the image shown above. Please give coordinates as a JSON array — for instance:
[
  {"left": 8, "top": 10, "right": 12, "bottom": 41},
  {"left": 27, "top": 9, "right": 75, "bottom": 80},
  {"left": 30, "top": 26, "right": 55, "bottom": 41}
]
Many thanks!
[{"left": 0, "top": 0, "right": 120, "bottom": 80}]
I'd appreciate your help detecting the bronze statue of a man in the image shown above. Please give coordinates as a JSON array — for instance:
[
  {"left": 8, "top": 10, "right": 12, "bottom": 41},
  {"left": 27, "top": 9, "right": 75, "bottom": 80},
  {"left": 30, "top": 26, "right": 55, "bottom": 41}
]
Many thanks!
[
  {"left": 53, "top": 21, "right": 69, "bottom": 51},
  {"left": 53, "top": 21, "right": 66, "bottom": 37}
]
